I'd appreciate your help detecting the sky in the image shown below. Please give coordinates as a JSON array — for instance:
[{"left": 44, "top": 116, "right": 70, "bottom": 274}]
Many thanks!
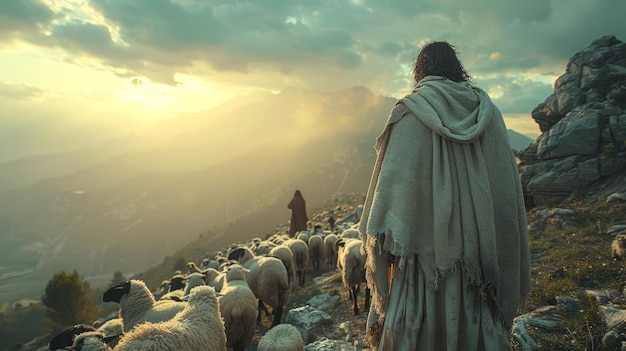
[{"left": 1, "top": 0, "right": 625, "bottom": 162}]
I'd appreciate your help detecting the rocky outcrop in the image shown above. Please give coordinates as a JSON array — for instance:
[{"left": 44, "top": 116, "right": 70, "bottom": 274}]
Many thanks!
[{"left": 518, "top": 35, "right": 626, "bottom": 206}]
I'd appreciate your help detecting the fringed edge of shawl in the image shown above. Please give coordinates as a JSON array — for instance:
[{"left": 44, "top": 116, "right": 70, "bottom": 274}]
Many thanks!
[
  {"left": 365, "top": 319, "right": 384, "bottom": 349},
  {"left": 365, "top": 229, "right": 501, "bottom": 312}
]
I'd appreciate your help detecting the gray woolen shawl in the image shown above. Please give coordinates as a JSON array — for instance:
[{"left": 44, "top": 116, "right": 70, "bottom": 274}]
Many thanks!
[{"left": 358, "top": 76, "right": 531, "bottom": 330}]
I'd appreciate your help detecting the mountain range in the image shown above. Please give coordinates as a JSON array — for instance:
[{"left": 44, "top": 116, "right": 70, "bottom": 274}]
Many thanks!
[{"left": 0, "top": 86, "right": 533, "bottom": 303}]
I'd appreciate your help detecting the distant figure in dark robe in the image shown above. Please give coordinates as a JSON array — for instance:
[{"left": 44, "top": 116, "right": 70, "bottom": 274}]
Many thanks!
[
  {"left": 288, "top": 190, "right": 308, "bottom": 237},
  {"left": 328, "top": 213, "right": 336, "bottom": 231}
]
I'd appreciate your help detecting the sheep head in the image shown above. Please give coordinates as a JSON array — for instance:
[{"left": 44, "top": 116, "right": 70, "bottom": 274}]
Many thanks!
[{"left": 102, "top": 281, "right": 131, "bottom": 303}]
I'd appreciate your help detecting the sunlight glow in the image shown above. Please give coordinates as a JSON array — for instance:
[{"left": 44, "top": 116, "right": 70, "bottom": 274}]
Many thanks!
[{"left": 118, "top": 77, "right": 173, "bottom": 109}]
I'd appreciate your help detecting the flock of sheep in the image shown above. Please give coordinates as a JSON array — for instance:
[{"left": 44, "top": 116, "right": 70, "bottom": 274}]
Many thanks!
[{"left": 48, "top": 215, "right": 371, "bottom": 351}]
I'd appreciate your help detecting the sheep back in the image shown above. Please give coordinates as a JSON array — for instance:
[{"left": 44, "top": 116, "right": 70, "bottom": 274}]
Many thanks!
[
  {"left": 118, "top": 280, "right": 186, "bottom": 332},
  {"left": 308, "top": 234, "right": 325, "bottom": 271},
  {"left": 244, "top": 256, "right": 290, "bottom": 309},
  {"left": 257, "top": 324, "right": 304, "bottom": 351},
  {"left": 284, "top": 239, "right": 309, "bottom": 272},
  {"left": 219, "top": 279, "right": 257, "bottom": 350},
  {"left": 269, "top": 245, "right": 297, "bottom": 288},
  {"left": 337, "top": 239, "right": 365, "bottom": 287},
  {"left": 71, "top": 331, "right": 111, "bottom": 351},
  {"left": 324, "top": 234, "right": 339, "bottom": 270},
  {"left": 115, "top": 285, "right": 227, "bottom": 351}
]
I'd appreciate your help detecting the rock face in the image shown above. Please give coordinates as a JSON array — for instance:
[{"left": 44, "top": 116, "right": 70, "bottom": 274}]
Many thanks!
[{"left": 518, "top": 35, "right": 626, "bottom": 206}]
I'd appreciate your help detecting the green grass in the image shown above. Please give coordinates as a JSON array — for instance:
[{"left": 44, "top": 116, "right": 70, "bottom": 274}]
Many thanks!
[{"left": 517, "top": 198, "right": 626, "bottom": 350}]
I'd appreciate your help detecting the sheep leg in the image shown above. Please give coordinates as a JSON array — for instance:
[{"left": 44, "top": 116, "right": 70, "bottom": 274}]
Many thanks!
[
  {"left": 271, "top": 305, "right": 283, "bottom": 327},
  {"left": 257, "top": 299, "right": 266, "bottom": 322},
  {"left": 351, "top": 285, "right": 359, "bottom": 315},
  {"left": 364, "top": 287, "right": 371, "bottom": 311}
]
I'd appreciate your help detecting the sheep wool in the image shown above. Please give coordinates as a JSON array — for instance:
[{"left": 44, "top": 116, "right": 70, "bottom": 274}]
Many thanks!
[
  {"left": 257, "top": 324, "right": 304, "bottom": 351},
  {"left": 308, "top": 234, "right": 325, "bottom": 273},
  {"left": 337, "top": 238, "right": 369, "bottom": 315},
  {"left": 71, "top": 331, "right": 112, "bottom": 351},
  {"left": 284, "top": 238, "right": 309, "bottom": 286},
  {"left": 269, "top": 245, "right": 296, "bottom": 288},
  {"left": 219, "top": 266, "right": 258, "bottom": 351},
  {"left": 182, "top": 272, "right": 206, "bottom": 298},
  {"left": 115, "top": 285, "right": 227, "bottom": 351},
  {"left": 103, "top": 280, "right": 186, "bottom": 332},
  {"left": 204, "top": 267, "right": 227, "bottom": 292},
  {"left": 228, "top": 246, "right": 290, "bottom": 327},
  {"left": 324, "top": 233, "right": 339, "bottom": 271}
]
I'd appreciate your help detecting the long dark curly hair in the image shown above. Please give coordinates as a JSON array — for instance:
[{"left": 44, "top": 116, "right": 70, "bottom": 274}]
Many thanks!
[{"left": 412, "top": 41, "right": 472, "bottom": 85}]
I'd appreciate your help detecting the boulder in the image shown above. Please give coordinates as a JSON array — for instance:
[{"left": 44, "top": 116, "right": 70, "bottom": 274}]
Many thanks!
[{"left": 518, "top": 35, "right": 626, "bottom": 206}]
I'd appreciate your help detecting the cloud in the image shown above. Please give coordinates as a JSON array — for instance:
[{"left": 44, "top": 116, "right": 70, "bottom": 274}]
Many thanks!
[
  {"left": 0, "top": 0, "right": 624, "bottom": 114},
  {"left": 0, "top": 0, "right": 55, "bottom": 41},
  {"left": 0, "top": 81, "right": 46, "bottom": 100}
]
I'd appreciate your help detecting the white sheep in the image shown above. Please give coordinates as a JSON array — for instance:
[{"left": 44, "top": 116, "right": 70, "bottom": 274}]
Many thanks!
[
  {"left": 48, "top": 324, "right": 96, "bottom": 350},
  {"left": 308, "top": 234, "right": 325, "bottom": 273},
  {"left": 336, "top": 238, "right": 370, "bottom": 315},
  {"left": 323, "top": 233, "right": 339, "bottom": 272},
  {"left": 74, "top": 285, "right": 228, "bottom": 351},
  {"left": 252, "top": 240, "right": 277, "bottom": 256},
  {"left": 269, "top": 245, "right": 297, "bottom": 289},
  {"left": 295, "top": 231, "right": 310, "bottom": 243},
  {"left": 158, "top": 274, "right": 186, "bottom": 301},
  {"left": 257, "top": 323, "right": 304, "bottom": 351},
  {"left": 186, "top": 261, "right": 205, "bottom": 275},
  {"left": 268, "top": 233, "right": 289, "bottom": 245},
  {"left": 115, "top": 285, "right": 227, "bottom": 351},
  {"left": 219, "top": 265, "right": 258, "bottom": 351},
  {"left": 204, "top": 267, "right": 227, "bottom": 292},
  {"left": 70, "top": 331, "right": 112, "bottom": 351},
  {"left": 95, "top": 317, "right": 123, "bottom": 348},
  {"left": 283, "top": 238, "right": 310, "bottom": 286},
  {"left": 227, "top": 245, "right": 290, "bottom": 327},
  {"left": 102, "top": 279, "right": 186, "bottom": 332},
  {"left": 181, "top": 272, "right": 206, "bottom": 299},
  {"left": 340, "top": 227, "right": 360, "bottom": 239}
]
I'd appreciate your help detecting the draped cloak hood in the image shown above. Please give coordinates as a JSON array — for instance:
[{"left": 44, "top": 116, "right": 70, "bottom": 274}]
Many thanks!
[{"left": 358, "top": 76, "right": 531, "bottom": 330}]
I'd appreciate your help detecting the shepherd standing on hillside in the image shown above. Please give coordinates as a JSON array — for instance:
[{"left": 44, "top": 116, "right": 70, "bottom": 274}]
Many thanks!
[
  {"left": 287, "top": 190, "right": 308, "bottom": 237},
  {"left": 358, "top": 41, "right": 531, "bottom": 350}
]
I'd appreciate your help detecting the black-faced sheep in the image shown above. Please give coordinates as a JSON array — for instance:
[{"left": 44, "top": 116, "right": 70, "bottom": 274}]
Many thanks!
[
  {"left": 256, "top": 323, "right": 304, "bottom": 351},
  {"left": 336, "top": 238, "right": 370, "bottom": 315},
  {"left": 48, "top": 324, "right": 96, "bottom": 351},
  {"left": 283, "top": 238, "right": 310, "bottom": 286},
  {"left": 308, "top": 234, "right": 325, "bottom": 274},
  {"left": 73, "top": 286, "right": 227, "bottom": 351},
  {"left": 115, "top": 285, "right": 227, "bottom": 351},
  {"left": 227, "top": 245, "right": 290, "bottom": 327},
  {"left": 158, "top": 274, "right": 186, "bottom": 301},
  {"left": 219, "top": 265, "right": 258, "bottom": 351},
  {"left": 102, "top": 279, "right": 186, "bottom": 333}
]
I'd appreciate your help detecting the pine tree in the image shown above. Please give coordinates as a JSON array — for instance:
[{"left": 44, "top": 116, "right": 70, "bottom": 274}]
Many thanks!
[{"left": 41, "top": 270, "right": 99, "bottom": 332}]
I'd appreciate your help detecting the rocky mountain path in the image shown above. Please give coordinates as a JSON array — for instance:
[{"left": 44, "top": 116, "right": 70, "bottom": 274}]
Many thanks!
[{"left": 247, "top": 267, "right": 369, "bottom": 350}]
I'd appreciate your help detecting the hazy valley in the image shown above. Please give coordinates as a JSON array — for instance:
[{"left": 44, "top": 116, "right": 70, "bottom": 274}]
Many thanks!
[{"left": 0, "top": 86, "right": 533, "bottom": 305}]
